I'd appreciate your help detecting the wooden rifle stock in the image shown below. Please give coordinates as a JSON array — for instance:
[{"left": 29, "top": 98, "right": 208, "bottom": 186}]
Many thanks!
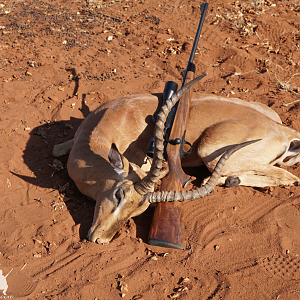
[
  {"left": 148, "top": 3, "right": 208, "bottom": 249},
  {"left": 148, "top": 71, "right": 195, "bottom": 249}
]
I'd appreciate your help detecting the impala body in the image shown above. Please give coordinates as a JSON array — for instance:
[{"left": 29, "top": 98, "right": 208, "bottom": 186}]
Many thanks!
[{"left": 53, "top": 88, "right": 300, "bottom": 243}]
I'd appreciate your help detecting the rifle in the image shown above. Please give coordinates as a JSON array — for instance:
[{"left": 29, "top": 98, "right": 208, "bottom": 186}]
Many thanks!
[{"left": 148, "top": 3, "right": 208, "bottom": 250}]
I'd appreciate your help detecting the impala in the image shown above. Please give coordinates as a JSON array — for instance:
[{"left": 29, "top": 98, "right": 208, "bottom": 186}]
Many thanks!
[{"left": 53, "top": 78, "right": 300, "bottom": 243}]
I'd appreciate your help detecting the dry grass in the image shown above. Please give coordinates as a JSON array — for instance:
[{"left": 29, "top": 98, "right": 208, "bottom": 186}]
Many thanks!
[
  {"left": 214, "top": 0, "right": 276, "bottom": 36},
  {"left": 274, "top": 63, "right": 300, "bottom": 96}
]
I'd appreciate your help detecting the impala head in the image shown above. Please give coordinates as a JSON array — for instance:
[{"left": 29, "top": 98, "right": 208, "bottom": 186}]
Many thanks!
[
  {"left": 87, "top": 144, "right": 150, "bottom": 243},
  {"left": 87, "top": 74, "right": 253, "bottom": 245}
]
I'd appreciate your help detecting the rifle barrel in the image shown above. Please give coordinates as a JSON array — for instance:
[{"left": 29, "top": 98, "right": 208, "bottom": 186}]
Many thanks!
[{"left": 182, "top": 3, "right": 208, "bottom": 86}]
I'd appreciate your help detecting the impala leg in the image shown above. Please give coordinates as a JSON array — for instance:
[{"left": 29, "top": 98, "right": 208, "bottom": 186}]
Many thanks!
[
  {"left": 197, "top": 118, "right": 300, "bottom": 187},
  {"left": 212, "top": 165, "right": 299, "bottom": 187},
  {"left": 52, "top": 138, "right": 74, "bottom": 157}
]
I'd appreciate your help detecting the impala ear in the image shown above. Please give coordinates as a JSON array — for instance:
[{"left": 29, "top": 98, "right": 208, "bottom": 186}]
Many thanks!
[
  {"left": 109, "top": 143, "right": 123, "bottom": 169},
  {"left": 281, "top": 140, "right": 300, "bottom": 166},
  {"left": 109, "top": 144, "right": 130, "bottom": 177}
]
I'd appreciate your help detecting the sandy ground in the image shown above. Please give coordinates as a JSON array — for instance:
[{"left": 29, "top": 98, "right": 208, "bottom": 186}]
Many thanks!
[{"left": 1, "top": 0, "right": 300, "bottom": 299}]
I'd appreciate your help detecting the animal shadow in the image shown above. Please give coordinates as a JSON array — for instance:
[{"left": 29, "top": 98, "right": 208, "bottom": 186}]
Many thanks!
[{"left": 12, "top": 97, "right": 95, "bottom": 240}]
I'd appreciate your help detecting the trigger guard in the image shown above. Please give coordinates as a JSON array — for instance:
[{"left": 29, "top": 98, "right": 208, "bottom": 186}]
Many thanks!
[{"left": 180, "top": 140, "right": 192, "bottom": 158}]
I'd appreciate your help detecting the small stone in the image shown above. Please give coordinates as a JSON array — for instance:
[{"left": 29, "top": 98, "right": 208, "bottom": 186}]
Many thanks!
[
  {"left": 179, "top": 277, "right": 190, "bottom": 285},
  {"left": 28, "top": 61, "right": 37, "bottom": 67},
  {"left": 150, "top": 256, "right": 158, "bottom": 261},
  {"left": 52, "top": 159, "right": 64, "bottom": 171},
  {"left": 176, "top": 286, "right": 188, "bottom": 292},
  {"left": 121, "top": 285, "right": 128, "bottom": 293},
  {"left": 132, "top": 296, "right": 145, "bottom": 300},
  {"left": 214, "top": 245, "right": 220, "bottom": 251},
  {"left": 168, "top": 293, "right": 179, "bottom": 299}
]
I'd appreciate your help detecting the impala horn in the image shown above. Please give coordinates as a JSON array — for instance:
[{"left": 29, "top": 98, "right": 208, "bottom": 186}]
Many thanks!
[
  {"left": 134, "top": 74, "right": 207, "bottom": 195},
  {"left": 144, "top": 139, "right": 260, "bottom": 203}
]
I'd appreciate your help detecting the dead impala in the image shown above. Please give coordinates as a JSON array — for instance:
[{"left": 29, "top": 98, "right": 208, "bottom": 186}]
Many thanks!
[{"left": 53, "top": 78, "right": 300, "bottom": 243}]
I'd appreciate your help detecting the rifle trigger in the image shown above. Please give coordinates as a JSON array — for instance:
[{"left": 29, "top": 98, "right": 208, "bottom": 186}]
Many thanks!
[{"left": 183, "top": 177, "right": 192, "bottom": 188}]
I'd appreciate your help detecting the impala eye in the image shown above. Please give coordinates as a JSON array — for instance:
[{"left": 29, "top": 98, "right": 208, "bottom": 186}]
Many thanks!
[{"left": 115, "top": 189, "right": 122, "bottom": 205}]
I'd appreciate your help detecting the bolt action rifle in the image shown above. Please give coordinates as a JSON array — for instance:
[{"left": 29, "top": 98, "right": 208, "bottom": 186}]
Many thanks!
[{"left": 147, "top": 3, "right": 209, "bottom": 250}]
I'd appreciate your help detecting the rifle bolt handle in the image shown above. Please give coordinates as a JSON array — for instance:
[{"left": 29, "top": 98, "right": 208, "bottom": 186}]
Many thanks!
[{"left": 167, "top": 138, "right": 181, "bottom": 145}]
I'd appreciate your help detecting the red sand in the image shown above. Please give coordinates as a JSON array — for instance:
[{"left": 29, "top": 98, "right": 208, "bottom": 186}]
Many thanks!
[{"left": 1, "top": 0, "right": 300, "bottom": 299}]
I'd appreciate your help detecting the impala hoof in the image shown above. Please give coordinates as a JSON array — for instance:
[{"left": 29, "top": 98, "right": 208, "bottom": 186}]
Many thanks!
[
  {"left": 96, "top": 238, "right": 109, "bottom": 245},
  {"left": 224, "top": 176, "right": 240, "bottom": 187}
]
